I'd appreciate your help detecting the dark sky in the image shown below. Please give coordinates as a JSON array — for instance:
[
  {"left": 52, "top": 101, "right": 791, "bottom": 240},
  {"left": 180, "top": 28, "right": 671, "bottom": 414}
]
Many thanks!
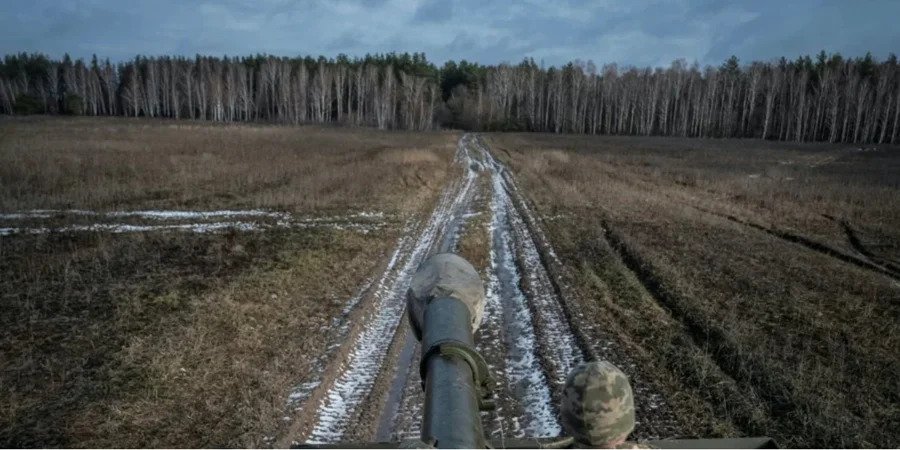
[{"left": 2, "top": 0, "right": 898, "bottom": 67}]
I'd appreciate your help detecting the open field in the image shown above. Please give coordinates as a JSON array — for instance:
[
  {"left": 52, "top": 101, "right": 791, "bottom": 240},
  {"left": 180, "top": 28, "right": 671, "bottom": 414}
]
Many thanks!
[
  {"left": 0, "top": 117, "right": 454, "bottom": 213},
  {"left": 487, "top": 133, "right": 900, "bottom": 448},
  {"left": 0, "top": 117, "right": 458, "bottom": 447},
  {"left": 3, "top": 117, "right": 898, "bottom": 449}
]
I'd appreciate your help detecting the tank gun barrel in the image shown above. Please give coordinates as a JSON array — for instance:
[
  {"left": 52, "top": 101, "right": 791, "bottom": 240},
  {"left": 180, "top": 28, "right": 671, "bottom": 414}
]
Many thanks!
[
  {"left": 407, "top": 253, "right": 491, "bottom": 448},
  {"left": 299, "top": 253, "right": 776, "bottom": 449}
]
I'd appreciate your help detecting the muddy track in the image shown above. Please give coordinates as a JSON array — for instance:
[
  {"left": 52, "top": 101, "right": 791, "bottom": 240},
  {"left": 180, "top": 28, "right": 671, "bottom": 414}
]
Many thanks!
[
  {"left": 285, "top": 134, "right": 594, "bottom": 445},
  {"left": 375, "top": 135, "right": 486, "bottom": 440},
  {"left": 487, "top": 142, "right": 681, "bottom": 440},
  {"left": 389, "top": 135, "right": 588, "bottom": 440},
  {"left": 280, "top": 135, "right": 482, "bottom": 445},
  {"left": 479, "top": 138, "right": 584, "bottom": 435}
]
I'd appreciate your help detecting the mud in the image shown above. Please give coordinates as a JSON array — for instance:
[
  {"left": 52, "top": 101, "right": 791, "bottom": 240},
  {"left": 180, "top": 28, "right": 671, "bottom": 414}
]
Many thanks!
[
  {"left": 291, "top": 135, "right": 483, "bottom": 444},
  {"left": 280, "top": 134, "right": 674, "bottom": 445}
]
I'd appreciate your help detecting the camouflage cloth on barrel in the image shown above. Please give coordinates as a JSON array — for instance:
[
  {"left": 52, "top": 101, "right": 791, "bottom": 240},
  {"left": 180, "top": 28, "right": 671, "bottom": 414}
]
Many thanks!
[
  {"left": 561, "top": 360, "right": 637, "bottom": 448},
  {"left": 407, "top": 253, "right": 485, "bottom": 339}
]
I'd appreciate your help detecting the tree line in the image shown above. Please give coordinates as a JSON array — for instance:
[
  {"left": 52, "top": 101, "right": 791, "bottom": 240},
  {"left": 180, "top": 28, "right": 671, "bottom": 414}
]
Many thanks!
[
  {"left": 0, "top": 52, "right": 438, "bottom": 130},
  {"left": 1, "top": 51, "right": 898, "bottom": 143}
]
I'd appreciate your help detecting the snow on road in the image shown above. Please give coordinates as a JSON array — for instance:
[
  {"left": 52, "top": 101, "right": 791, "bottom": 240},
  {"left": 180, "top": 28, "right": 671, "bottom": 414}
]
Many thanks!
[
  {"left": 286, "top": 134, "right": 585, "bottom": 444},
  {"left": 304, "top": 135, "right": 482, "bottom": 443},
  {"left": 477, "top": 135, "right": 583, "bottom": 437}
]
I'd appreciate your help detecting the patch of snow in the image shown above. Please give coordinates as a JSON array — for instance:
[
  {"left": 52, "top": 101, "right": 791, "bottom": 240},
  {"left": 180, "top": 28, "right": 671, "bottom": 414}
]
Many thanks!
[
  {"left": 108, "top": 209, "right": 290, "bottom": 220},
  {"left": 0, "top": 209, "right": 388, "bottom": 223},
  {"left": 479, "top": 135, "right": 584, "bottom": 436},
  {"left": 0, "top": 222, "right": 257, "bottom": 235},
  {"left": 0, "top": 209, "right": 389, "bottom": 236},
  {"left": 0, "top": 212, "right": 53, "bottom": 219},
  {"left": 305, "top": 134, "right": 482, "bottom": 444},
  {"left": 0, "top": 209, "right": 285, "bottom": 220}
]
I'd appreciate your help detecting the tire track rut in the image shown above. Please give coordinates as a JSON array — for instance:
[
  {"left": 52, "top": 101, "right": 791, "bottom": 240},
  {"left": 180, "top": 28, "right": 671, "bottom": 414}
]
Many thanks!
[
  {"left": 694, "top": 207, "right": 900, "bottom": 282},
  {"left": 389, "top": 135, "right": 588, "bottom": 439},
  {"left": 295, "top": 134, "right": 593, "bottom": 444},
  {"left": 297, "top": 135, "right": 482, "bottom": 444}
]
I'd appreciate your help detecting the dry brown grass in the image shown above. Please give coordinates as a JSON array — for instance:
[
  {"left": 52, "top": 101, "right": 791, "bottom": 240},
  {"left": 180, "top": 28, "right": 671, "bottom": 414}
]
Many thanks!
[
  {"left": 0, "top": 117, "right": 459, "bottom": 447},
  {"left": 0, "top": 116, "right": 458, "bottom": 214},
  {"left": 487, "top": 133, "right": 900, "bottom": 448},
  {"left": 491, "top": 133, "right": 900, "bottom": 263}
]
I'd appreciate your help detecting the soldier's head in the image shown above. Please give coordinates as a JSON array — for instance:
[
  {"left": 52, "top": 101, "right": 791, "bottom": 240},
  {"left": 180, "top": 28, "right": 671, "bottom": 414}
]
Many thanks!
[{"left": 561, "top": 360, "right": 636, "bottom": 448}]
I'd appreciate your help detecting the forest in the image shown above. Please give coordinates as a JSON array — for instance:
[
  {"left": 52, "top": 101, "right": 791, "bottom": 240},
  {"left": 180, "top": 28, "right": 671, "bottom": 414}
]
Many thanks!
[{"left": 1, "top": 51, "right": 898, "bottom": 143}]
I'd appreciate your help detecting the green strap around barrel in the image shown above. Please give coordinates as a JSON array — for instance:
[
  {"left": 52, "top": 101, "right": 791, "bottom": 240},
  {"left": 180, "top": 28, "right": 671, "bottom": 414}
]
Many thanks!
[{"left": 420, "top": 340, "right": 495, "bottom": 411}]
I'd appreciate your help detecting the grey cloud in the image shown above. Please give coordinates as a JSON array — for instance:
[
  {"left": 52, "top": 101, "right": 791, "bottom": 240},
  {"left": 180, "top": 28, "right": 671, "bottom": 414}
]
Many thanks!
[
  {"left": 328, "top": 32, "right": 364, "bottom": 52},
  {"left": 413, "top": 0, "right": 453, "bottom": 23},
  {"left": 0, "top": 0, "right": 898, "bottom": 68},
  {"left": 702, "top": 0, "right": 900, "bottom": 63}
]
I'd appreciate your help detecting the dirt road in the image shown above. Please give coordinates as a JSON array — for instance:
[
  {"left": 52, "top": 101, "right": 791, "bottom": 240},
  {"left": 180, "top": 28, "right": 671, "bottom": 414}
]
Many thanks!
[{"left": 282, "top": 134, "right": 649, "bottom": 445}]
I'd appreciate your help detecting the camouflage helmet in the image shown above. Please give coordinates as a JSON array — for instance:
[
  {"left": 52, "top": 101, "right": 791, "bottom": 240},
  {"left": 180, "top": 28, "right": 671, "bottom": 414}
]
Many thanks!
[{"left": 561, "top": 360, "right": 636, "bottom": 447}]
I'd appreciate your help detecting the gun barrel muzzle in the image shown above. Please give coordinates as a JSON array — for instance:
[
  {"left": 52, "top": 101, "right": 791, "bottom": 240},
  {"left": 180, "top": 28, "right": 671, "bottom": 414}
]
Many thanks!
[{"left": 408, "top": 254, "right": 489, "bottom": 448}]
